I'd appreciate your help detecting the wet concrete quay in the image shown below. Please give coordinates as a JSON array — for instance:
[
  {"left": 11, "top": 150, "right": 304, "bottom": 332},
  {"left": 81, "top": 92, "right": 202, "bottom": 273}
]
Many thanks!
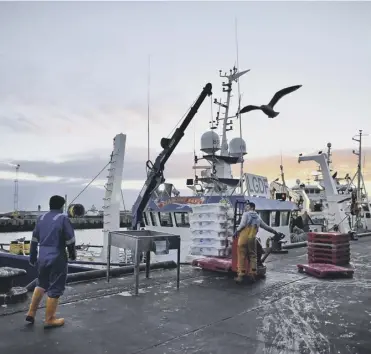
[{"left": 1, "top": 238, "right": 371, "bottom": 354}]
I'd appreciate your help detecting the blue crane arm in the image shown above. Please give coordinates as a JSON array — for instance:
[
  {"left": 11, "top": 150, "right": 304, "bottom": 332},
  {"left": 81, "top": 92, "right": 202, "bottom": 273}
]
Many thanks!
[{"left": 131, "top": 83, "right": 212, "bottom": 229}]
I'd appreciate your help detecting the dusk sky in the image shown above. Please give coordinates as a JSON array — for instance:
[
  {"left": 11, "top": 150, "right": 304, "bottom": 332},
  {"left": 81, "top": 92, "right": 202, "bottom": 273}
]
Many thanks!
[{"left": 0, "top": 1, "right": 370, "bottom": 211}]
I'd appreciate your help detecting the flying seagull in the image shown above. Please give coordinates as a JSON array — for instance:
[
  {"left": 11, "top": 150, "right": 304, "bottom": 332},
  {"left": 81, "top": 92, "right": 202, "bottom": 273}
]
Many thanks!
[{"left": 239, "top": 85, "right": 302, "bottom": 118}]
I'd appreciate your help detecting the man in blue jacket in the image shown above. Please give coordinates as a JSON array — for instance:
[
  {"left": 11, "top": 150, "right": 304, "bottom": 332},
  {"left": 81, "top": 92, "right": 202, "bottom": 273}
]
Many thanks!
[{"left": 25, "top": 195, "right": 76, "bottom": 328}]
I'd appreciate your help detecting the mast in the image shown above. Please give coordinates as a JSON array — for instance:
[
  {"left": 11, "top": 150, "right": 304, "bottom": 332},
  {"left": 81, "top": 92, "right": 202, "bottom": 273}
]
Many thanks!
[
  {"left": 216, "top": 69, "right": 234, "bottom": 156},
  {"left": 14, "top": 164, "right": 20, "bottom": 213},
  {"left": 280, "top": 153, "right": 287, "bottom": 189},
  {"left": 326, "top": 142, "right": 332, "bottom": 168},
  {"left": 352, "top": 130, "right": 363, "bottom": 202},
  {"left": 216, "top": 68, "right": 250, "bottom": 157},
  {"left": 64, "top": 194, "right": 68, "bottom": 213},
  {"left": 211, "top": 68, "right": 249, "bottom": 179}
]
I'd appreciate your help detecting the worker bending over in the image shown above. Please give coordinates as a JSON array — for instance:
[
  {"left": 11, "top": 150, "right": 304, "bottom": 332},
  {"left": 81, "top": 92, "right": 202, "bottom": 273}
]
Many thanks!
[
  {"left": 26, "top": 195, "right": 76, "bottom": 328},
  {"left": 233, "top": 202, "right": 279, "bottom": 283}
]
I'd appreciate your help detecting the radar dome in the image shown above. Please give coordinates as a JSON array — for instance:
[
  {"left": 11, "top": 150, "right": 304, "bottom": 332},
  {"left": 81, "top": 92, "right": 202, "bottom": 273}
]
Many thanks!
[
  {"left": 200, "top": 131, "right": 220, "bottom": 154},
  {"left": 229, "top": 137, "right": 247, "bottom": 157}
]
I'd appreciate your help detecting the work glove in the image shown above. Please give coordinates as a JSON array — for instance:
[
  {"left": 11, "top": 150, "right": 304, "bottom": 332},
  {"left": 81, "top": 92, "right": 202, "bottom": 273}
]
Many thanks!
[
  {"left": 29, "top": 254, "right": 37, "bottom": 267},
  {"left": 67, "top": 244, "right": 77, "bottom": 261}
]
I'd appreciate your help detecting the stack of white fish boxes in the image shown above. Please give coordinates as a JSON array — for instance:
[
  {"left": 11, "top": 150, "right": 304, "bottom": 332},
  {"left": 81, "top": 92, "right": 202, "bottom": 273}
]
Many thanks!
[{"left": 189, "top": 203, "right": 234, "bottom": 257}]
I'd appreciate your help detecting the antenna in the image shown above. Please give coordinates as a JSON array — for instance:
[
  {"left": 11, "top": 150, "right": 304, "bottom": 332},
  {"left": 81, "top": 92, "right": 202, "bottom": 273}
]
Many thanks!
[
  {"left": 235, "top": 17, "right": 244, "bottom": 192},
  {"left": 147, "top": 55, "right": 151, "bottom": 162},
  {"left": 280, "top": 150, "right": 283, "bottom": 166}
]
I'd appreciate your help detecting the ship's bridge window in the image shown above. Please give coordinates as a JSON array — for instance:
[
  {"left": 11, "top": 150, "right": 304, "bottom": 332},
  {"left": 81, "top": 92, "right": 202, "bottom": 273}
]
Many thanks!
[
  {"left": 143, "top": 212, "right": 149, "bottom": 226},
  {"left": 174, "top": 212, "right": 190, "bottom": 227},
  {"left": 280, "top": 211, "right": 290, "bottom": 226},
  {"left": 158, "top": 212, "right": 173, "bottom": 227},
  {"left": 270, "top": 211, "right": 280, "bottom": 227},
  {"left": 149, "top": 212, "right": 158, "bottom": 226},
  {"left": 315, "top": 189, "right": 320, "bottom": 194},
  {"left": 258, "top": 211, "right": 270, "bottom": 226}
]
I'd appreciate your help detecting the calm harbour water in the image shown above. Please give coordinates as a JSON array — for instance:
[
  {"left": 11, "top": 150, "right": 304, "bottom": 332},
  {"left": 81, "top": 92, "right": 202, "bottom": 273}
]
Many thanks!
[{"left": 0, "top": 228, "right": 190, "bottom": 263}]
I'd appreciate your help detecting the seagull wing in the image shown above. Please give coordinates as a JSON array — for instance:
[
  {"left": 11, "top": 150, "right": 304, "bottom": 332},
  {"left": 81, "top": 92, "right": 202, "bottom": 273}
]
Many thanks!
[
  {"left": 268, "top": 85, "right": 302, "bottom": 108},
  {"left": 239, "top": 105, "right": 261, "bottom": 114}
]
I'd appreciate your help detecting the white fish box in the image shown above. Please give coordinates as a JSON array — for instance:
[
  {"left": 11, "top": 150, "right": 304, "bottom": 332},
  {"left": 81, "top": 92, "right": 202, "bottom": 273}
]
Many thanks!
[
  {"left": 190, "top": 221, "right": 227, "bottom": 232},
  {"left": 189, "top": 213, "right": 228, "bottom": 222},
  {"left": 191, "top": 203, "right": 229, "bottom": 214},
  {"left": 190, "top": 245, "right": 231, "bottom": 257},
  {"left": 191, "top": 237, "right": 229, "bottom": 247},
  {"left": 190, "top": 229, "right": 227, "bottom": 239}
]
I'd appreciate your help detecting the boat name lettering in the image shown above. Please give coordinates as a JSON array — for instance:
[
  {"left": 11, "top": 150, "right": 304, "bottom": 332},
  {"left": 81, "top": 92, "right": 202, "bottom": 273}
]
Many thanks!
[
  {"left": 245, "top": 173, "right": 270, "bottom": 198},
  {"left": 156, "top": 197, "right": 203, "bottom": 208}
]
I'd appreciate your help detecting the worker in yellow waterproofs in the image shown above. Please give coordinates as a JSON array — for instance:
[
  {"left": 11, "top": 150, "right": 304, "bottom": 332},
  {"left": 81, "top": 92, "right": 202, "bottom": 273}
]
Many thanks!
[{"left": 233, "top": 202, "right": 279, "bottom": 283}]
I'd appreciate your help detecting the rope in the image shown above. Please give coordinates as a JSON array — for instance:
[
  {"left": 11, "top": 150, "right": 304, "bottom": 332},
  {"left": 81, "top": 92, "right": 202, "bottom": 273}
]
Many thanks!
[
  {"left": 68, "top": 161, "right": 111, "bottom": 206},
  {"left": 121, "top": 189, "right": 126, "bottom": 210},
  {"left": 147, "top": 54, "right": 151, "bottom": 162},
  {"left": 328, "top": 214, "right": 349, "bottom": 232},
  {"left": 144, "top": 96, "right": 199, "bottom": 177}
]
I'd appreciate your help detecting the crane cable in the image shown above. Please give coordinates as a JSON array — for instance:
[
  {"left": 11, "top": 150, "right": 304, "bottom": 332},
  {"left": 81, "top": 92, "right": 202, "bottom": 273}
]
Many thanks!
[
  {"left": 145, "top": 96, "right": 199, "bottom": 177},
  {"left": 68, "top": 160, "right": 111, "bottom": 206}
]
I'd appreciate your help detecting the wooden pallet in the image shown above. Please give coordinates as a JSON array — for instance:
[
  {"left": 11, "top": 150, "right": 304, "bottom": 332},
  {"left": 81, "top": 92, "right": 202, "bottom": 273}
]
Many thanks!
[
  {"left": 308, "top": 258, "right": 349, "bottom": 266},
  {"left": 297, "top": 263, "right": 354, "bottom": 278}
]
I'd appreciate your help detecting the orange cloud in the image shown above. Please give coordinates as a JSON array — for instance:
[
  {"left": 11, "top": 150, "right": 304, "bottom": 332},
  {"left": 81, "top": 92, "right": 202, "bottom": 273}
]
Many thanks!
[{"left": 232, "top": 147, "right": 371, "bottom": 184}]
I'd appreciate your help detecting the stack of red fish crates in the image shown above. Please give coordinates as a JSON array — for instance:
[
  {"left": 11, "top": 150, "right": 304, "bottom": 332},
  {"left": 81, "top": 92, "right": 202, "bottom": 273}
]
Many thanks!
[{"left": 307, "top": 232, "right": 351, "bottom": 266}]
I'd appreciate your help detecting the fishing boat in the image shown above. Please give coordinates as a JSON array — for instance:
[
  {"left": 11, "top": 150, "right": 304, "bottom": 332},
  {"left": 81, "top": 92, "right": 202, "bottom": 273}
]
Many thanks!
[
  {"left": 139, "top": 67, "right": 301, "bottom": 261},
  {"left": 293, "top": 138, "right": 371, "bottom": 233}
]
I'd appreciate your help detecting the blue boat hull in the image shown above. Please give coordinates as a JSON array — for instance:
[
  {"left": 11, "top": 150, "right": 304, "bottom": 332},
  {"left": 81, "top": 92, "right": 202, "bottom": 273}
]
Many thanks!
[{"left": 0, "top": 252, "right": 92, "bottom": 287}]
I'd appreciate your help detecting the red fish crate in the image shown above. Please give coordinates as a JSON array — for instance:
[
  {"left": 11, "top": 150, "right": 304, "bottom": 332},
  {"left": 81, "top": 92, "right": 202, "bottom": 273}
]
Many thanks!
[
  {"left": 308, "top": 254, "right": 350, "bottom": 266},
  {"left": 192, "top": 257, "right": 232, "bottom": 272},
  {"left": 307, "top": 242, "right": 350, "bottom": 251},
  {"left": 307, "top": 232, "right": 350, "bottom": 244},
  {"left": 307, "top": 246, "right": 350, "bottom": 256}
]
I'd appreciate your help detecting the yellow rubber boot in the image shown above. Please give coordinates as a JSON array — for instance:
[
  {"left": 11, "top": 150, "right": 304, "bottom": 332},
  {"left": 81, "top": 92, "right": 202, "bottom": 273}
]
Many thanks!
[
  {"left": 249, "top": 269, "right": 258, "bottom": 282},
  {"left": 234, "top": 272, "right": 245, "bottom": 284},
  {"left": 26, "top": 287, "right": 45, "bottom": 324},
  {"left": 44, "top": 297, "right": 65, "bottom": 328}
]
